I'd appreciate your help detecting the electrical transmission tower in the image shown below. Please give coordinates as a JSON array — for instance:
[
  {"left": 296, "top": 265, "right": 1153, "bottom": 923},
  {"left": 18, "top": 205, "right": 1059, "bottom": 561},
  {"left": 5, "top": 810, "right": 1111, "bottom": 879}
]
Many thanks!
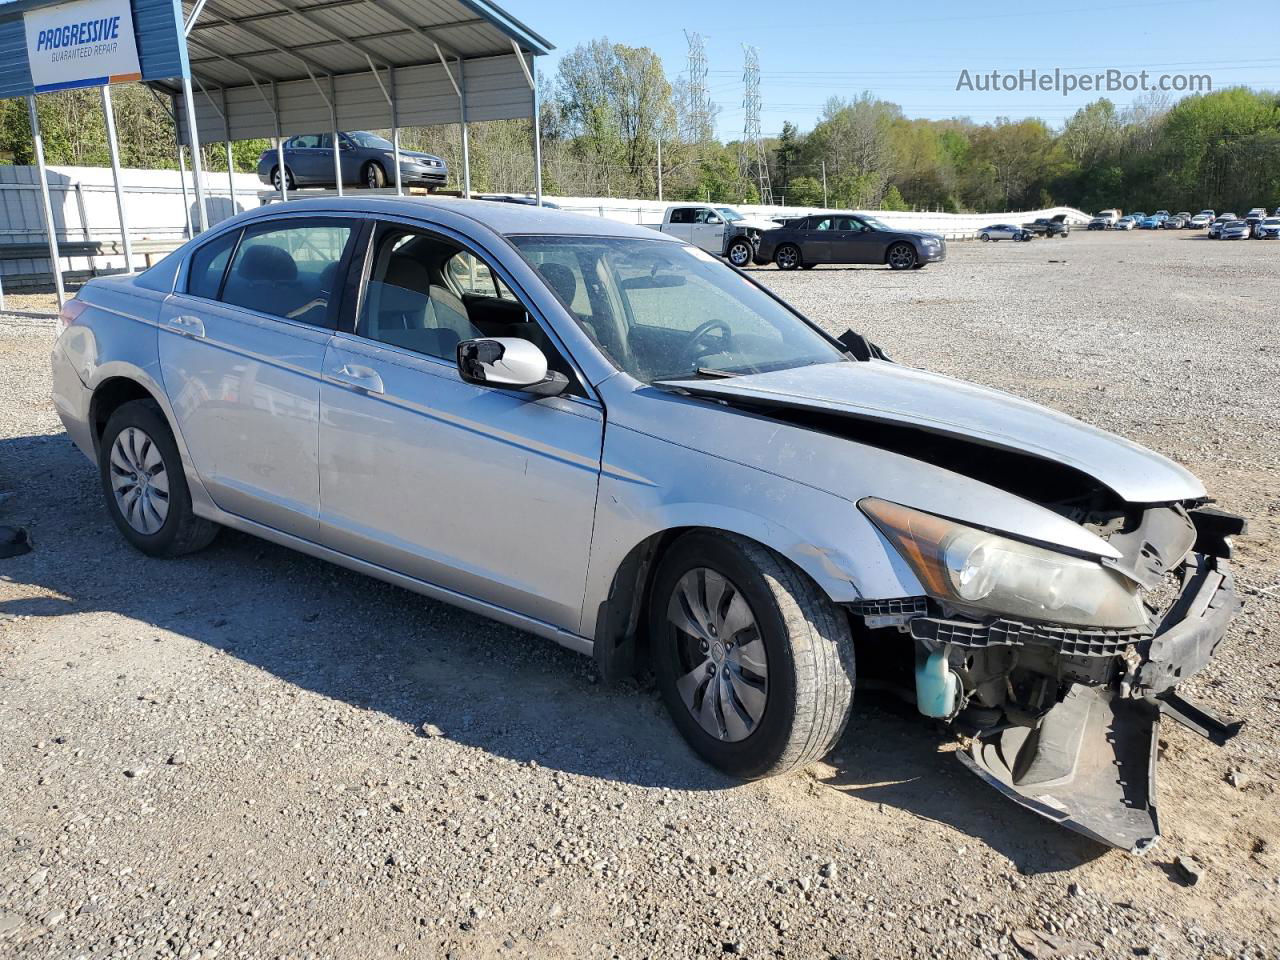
[
  {"left": 683, "top": 30, "right": 711, "bottom": 144},
  {"left": 741, "top": 44, "right": 773, "bottom": 204}
]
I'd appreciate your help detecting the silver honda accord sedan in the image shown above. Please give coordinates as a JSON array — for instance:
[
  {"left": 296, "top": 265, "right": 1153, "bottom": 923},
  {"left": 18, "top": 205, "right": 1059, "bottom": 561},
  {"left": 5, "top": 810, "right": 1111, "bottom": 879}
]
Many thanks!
[{"left": 51, "top": 197, "right": 1244, "bottom": 852}]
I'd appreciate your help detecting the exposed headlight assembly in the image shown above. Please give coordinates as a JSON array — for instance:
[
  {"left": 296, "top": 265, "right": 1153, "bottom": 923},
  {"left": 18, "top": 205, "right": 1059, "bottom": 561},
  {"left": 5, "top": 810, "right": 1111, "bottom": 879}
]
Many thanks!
[
  {"left": 921, "top": 237, "right": 940, "bottom": 246},
  {"left": 860, "top": 498, "right": 1146, "bottom": 628}
]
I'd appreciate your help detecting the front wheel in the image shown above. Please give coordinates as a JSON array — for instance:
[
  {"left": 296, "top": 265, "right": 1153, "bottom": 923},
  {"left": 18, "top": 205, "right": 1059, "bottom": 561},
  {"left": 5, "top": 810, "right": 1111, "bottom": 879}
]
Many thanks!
[
  {"left": 887, "top": 242, "right": 917, "bottom": 269},
  {"left": 650, "top": 532, "right": 855, "bottom": 780},
  {"left": 981, "top": 233, "right": 991, "bottom": 242},
  {"left": 726, "top": 238, "right": 753, "bottom": 268},
  {"left": 774, "top": 244, "right": 802, "bottom": 270},
  {"left": 99, "top": 400, "right": 218, "bottom": 557}
]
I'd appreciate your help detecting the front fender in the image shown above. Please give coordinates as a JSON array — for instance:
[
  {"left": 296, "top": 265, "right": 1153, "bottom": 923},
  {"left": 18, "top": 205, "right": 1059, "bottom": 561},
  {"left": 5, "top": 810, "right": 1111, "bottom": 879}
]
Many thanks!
[{"left": 580, "top": 420, "right": 921, "bottom": 639}]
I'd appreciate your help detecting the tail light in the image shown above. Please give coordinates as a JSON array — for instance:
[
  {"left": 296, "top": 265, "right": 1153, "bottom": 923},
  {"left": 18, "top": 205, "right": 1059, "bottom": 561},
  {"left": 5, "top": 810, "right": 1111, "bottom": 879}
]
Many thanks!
[{"left": 56, "top": 298, "right": 88, "bottom": 336}]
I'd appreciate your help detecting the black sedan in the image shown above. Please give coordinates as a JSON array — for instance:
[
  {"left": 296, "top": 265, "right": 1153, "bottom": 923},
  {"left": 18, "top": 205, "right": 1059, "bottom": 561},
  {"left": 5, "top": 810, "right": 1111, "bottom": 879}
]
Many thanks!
[
  {"left": 256, "top": 131, "right": 448, "bottom": 191},
  {"left": 754, "top": 213, "right": 945, "bottom": 270}
]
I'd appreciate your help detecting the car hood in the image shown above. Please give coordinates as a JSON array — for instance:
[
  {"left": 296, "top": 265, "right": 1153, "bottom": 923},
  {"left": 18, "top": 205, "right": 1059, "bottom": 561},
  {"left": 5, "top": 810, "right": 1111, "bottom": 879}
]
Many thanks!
[
  {"left": 399, "top": 150, "right": 444, "bottom": 162},
  {"left": 735, "top": 216, "right": 782, "bottom": 232},
  {"left": 880, "top": 228, "right": 942, "bottom": 242},
  {"left": 662, "top": 361, "right": 1205, "bottom": 504}
]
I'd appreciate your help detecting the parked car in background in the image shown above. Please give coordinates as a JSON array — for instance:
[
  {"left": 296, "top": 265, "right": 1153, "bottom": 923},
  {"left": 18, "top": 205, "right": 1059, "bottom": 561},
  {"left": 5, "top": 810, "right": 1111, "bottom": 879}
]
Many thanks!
[
  {"left": 651, "top": 204, "right": 770, "bottom": 268},
  {"left": 1154, "top": 209, "right": 1170, "bottom": 219},
  {"left": 1175, "top": 212, "right": 1193, "bottom": 225},
  {"left": 1096, "top": 208, "right": 1121, "bottom": 226},
  {"left": 1253, "top": 217, "right": 1280, "bottom": 239},
  {"left": 982, "top": 223, "right": 1035, "bottom": 241},
  {"left": 1272, "top": 207, "right": 1280, "bottom": 217},
  {"left": 1188, "top": 213, "right": 1213, "bottom": 229},
  {"left": 256, "top": 131, "right": 447, "bottom": 191},
  {"left": 1114, "top": 216, "right": 1137, "bottom": 230},
  {"left": 1130, "top": 212, "right": 1147, "bottom": 222},
  {"left": 756, "top": 213, "right": 945, "bottom": 269},
  {"left": 1161, "top": 215, "right": 1185, "bottom": 229},
  {"left": 1220, "top": 220, "right": 1251, "bottom": 240},
  {"left": 1022, "top": 215, "right": 1070, "bottom": 237},
  {"left": 1198, "top": 209, "right": 1215, "bottom": 220},
  {"left": 50, "top": 195, "right": 1245, "bottom": 853},
  {"left": 1208, "top": 214, "right": 1237, "bottom": 239},
  {"left": 1139, "top": 216, "right": 1162, "bottom": 230},
  {"left": 1086, "top": 216, "right": 1111, "bottom": 231}
]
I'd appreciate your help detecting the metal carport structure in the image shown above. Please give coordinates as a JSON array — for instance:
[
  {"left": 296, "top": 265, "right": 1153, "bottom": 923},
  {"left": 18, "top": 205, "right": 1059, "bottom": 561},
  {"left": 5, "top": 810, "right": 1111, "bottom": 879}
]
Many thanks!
[{"left": 0, "top": 0, "right": 552, "bottom": 306}]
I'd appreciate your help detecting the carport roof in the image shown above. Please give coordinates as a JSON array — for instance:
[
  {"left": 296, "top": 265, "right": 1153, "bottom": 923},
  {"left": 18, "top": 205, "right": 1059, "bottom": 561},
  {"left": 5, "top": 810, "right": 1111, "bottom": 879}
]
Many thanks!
[{"left": 175, "top": 0, "right": 553, "bottom": 92}]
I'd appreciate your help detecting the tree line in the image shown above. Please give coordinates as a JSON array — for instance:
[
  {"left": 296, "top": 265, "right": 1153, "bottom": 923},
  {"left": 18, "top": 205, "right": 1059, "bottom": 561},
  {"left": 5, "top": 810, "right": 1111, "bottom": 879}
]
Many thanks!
[{"left": 2, "top": 37, "right": 1278, "bottom": 215}]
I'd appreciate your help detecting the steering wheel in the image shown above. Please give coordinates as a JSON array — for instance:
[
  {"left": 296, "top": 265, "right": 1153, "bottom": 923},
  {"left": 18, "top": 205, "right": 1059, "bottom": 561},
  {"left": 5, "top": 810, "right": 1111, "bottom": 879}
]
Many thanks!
[{"left": 679, "top": 319, "right": 734, "bottom": 367}]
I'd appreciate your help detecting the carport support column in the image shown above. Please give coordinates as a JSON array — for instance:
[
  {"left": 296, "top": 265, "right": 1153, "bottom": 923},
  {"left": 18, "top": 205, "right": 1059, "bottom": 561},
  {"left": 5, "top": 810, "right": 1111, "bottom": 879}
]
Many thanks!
[
  {"left": 26, "top": 95, "right": 65, "bottom": 307},
  {"left": 180, "top": 73, "right": 210, "bottom": 233},
  {"left": 100, "top": 86, "right": 135, "bottom": 274},
  {"left": 330, "top": 75, "right": 343, "bottom": 197},
  {"left": 272, "top": 82, "right": 287, "bottom": 202},
  {"left": 458, "top": 58, "right": 470, "bottom": 198},
  {"left": 388, "top": 67, "right": 402, "bottom": 196},
  {"left": 531, "top": 60, "right": 542, "bottom": 206},
  {"left": 221, "top": 88, "right": 235, "bottom": 215}
]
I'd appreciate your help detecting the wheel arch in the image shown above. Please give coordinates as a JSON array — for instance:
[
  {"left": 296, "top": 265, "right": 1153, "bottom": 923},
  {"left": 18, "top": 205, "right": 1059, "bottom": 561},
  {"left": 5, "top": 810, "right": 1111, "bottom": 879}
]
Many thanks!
[
  {"left": 591, "top": 519, "right": 860, "bottom": 684},
  {"left": 88, "top": 375, "right": 165, "bottom": 456}
]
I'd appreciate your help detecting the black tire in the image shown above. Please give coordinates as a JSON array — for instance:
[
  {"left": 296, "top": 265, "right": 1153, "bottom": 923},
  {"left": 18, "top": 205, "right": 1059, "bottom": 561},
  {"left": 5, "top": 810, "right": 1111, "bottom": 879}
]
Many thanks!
[
  {"left": 774, "top": 244, "right": 802, "bottom": 271},
  {"left": 270, "top": 165, "right": 295, "bottom": 191},
  {"left": 726, "top": 238, "right": 753, "bottom": 269},
  {"left": 886, "top": 242, "right": 917, "bottom": 269},
  {"left": 364, "top": 162, "right": 387, "bottom": 189},
  {"left": 981, "top": 233, "right": 991, "bottom": 242},
  {"left": 99, "top": 400, "right": 218, "bottom": 558},
  {"left": 649, "top": 531, "right": 855, "bottom": 780},
  {"left": 800, "top": 263, "right": 817, "bottom": 270}
]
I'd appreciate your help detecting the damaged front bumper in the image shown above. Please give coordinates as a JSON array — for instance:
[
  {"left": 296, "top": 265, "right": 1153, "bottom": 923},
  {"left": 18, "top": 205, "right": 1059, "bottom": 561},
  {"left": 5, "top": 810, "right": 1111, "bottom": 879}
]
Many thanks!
[{"left": 856, "top": 547, "right": 1244, "bottom": 853}]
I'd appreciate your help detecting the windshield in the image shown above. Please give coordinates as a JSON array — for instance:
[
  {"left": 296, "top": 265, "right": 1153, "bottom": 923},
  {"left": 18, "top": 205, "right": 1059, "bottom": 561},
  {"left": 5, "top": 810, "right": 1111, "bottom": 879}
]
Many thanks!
[
  {"left": 716, "top": 207, "right": 745, "bottom": 222},
  {"left": 861, "top": 215, "right": 889, "bottom": 230},
  {"left": 346, "top": 131, "right": 393, "bottom": 149},
  {"left": 511, "top": 236, "right": 845, "bottom": 383}
]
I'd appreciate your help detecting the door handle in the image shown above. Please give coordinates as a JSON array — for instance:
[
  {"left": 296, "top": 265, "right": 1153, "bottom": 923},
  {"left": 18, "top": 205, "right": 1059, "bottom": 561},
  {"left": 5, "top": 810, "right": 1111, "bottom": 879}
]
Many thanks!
[
  {"left": 326, "top": 362, "right": 384, "bottom": 395},
  {"left": 165, "top": 314, "right": 205, "bottom": 338}
]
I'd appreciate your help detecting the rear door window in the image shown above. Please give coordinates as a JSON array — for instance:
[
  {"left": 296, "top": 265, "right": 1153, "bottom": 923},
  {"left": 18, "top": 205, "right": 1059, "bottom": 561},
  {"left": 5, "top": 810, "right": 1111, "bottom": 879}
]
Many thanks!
[
  {"left": 219, "top": 219, "right": 355, "bottom": 327},
  {"left": 186, "top": 229, "right": 241, "bottom": 300}
]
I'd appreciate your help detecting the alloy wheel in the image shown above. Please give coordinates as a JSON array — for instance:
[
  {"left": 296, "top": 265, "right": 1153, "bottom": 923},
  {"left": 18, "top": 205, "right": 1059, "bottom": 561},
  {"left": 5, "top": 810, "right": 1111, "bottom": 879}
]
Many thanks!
[
  {"left": 728, "top": 242, "right": 751, "bottom": 267},
  {"left": 775, "top": 246, "right": 799, "bottom": 269},
  {"left": 888, "top": 244, "right": 916, "bottom": 268},
  {"left": 667, "top": 567, "right": 769, "bottom": 742},
  {"left": 109, "top": 426, "right": 169, "bottom": 535}
]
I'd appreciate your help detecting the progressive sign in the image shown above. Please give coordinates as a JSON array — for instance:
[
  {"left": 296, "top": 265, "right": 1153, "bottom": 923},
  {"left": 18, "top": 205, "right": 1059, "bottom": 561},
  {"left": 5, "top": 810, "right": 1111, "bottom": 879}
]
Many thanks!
[{"left": 23, "top": 0, "right": 141, "bottom": 92}]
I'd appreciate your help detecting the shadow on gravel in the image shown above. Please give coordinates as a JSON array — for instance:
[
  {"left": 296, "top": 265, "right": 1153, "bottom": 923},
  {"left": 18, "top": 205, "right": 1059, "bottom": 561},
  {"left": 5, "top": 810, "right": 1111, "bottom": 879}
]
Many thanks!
[
  {"left": 822, "top": 693, "right": 1107, "bottom": 874},
  {"left": 1, "top": 430, "right": 1106, "bottom": 866}
]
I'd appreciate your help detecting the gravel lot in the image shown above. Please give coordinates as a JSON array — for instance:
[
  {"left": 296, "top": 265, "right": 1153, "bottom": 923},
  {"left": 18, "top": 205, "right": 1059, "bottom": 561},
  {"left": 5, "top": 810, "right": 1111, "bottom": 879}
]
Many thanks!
[{"left": 2, "top": 229, "right": 1279, "bottom": 960}]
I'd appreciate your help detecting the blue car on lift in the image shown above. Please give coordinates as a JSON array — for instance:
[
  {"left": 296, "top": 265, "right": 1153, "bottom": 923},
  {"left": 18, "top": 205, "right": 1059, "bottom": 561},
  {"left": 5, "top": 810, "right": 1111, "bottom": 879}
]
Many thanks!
[{"left": 256, "top": 131, "right": 448, "bottom": 192}]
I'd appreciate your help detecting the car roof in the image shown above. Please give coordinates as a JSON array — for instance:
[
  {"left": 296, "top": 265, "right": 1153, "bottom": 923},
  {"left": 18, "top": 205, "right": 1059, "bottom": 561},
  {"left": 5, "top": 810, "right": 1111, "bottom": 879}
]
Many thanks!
[{"left": 224, "top": 195, "right": 674, "bottom": 241}]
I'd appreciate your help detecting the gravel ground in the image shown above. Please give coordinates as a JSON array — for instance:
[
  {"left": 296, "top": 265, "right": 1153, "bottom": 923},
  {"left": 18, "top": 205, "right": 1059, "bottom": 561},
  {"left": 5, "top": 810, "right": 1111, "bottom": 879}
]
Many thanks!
[{"left": 2, "top": 229, "right": 1278, "bottom": 960}]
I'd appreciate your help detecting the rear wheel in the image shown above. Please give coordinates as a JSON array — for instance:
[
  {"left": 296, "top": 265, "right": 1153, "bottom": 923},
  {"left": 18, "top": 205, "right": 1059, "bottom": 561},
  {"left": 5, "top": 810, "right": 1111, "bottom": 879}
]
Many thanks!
[
  {"left": 887, "top": 242, "right": 917, "bottom": 269},
  {"left": 99, "top": 400, "right": 218, "bottom": 557},
  {"left": 364, "top": 162, "right": 387, "bottom": 189},
  {"left": 726, "top": 238, "right": 753, "bottom": 268},
  {"left": 774, "top": 244, "right": 801, "bottom": 270},
  {"left": 650, "top": 531, "right": 855, "bottom": 780},
  {"left": 270, "top": 166, "right": 295, "bottom": 191}
]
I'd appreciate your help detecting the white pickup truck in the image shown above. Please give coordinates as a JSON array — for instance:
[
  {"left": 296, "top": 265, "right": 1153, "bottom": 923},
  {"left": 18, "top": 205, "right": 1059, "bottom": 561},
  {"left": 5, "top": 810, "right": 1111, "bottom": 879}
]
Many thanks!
[{"left": 649, "top": 204, "right": 780, "bottom": 267}]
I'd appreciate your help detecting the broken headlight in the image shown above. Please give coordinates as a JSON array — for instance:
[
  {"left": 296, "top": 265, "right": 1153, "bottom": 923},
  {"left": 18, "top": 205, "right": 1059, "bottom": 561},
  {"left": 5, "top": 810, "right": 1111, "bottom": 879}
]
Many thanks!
[{"left": 860, "top": 498, "right": 1146, "bottom": 628}]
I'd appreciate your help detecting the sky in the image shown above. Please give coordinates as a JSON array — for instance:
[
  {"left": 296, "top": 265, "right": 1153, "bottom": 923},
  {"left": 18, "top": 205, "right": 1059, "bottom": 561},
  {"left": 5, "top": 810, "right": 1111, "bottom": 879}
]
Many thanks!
[{"left": 503, "top": 0, "right": 1280, "bottom": 137}]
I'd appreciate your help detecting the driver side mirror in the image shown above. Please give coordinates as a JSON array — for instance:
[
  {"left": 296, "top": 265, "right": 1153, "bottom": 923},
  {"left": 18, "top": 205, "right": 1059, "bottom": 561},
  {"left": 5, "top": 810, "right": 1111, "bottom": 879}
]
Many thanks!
[{"left": 456, "top": 337, "right": 568, "bottom": 397}]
